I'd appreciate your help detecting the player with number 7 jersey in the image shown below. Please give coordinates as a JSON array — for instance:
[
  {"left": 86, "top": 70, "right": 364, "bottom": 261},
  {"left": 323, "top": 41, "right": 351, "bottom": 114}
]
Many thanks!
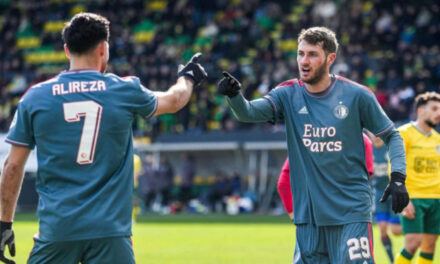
[
  {"left": 1, "top": 13, "right": 207, "bottom": 264},
  {"left": 7, "top": 69, "right": 157, "bottom": 242}
]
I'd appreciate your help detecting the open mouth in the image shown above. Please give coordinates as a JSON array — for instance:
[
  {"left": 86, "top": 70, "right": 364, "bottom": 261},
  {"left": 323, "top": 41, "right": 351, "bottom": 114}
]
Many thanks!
[{"left": 301, "top": 68, "right": 311, "bottom": 75}]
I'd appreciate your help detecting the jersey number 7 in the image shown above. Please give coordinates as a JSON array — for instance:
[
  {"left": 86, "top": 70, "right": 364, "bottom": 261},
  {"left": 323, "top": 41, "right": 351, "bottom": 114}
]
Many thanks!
[{"left": 63, "top": 101, "right": 102, "bottom": 165}]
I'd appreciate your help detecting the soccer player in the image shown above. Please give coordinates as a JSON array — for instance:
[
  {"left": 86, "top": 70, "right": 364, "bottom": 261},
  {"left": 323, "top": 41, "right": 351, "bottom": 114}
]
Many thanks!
[
  {"left": 0, "top": 13, "right": 207, "bottom": 264},
  {"left": 395, "top": 92, "right": 440, "bottom": 264},
  {"left": 219, "top": 27, "right": 409, "bottom": 263},
  {"left": 370, "top": 134, "right": 402, "bottom": 264},
  {"left": 278, "top": 133, "right": 373, "bottom": 263}
]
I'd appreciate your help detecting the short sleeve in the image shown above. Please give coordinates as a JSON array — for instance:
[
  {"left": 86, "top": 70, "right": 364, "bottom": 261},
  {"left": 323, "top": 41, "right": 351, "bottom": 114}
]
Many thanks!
[
  {"left": 264, "top": 86, "right": 286, "bottom": 123},
  {"left": 359, "top": 90, "right": 393, "bottom": 136},
  {"left": 125, "top": 77, "right": 157, "bottom": 118},
  {"left": 6, "top": 100, "right": 35, "bottom": 149}
]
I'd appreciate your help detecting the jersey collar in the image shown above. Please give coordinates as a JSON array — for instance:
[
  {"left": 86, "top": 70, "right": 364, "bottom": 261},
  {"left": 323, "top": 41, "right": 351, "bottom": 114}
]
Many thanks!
[
  {"left": 302, "top": 74, "right": 337, "bottom": 98},
  {"left": 412, "top": 122, "right": 432, "bottom": 137},
  {"left": 59, "top": 69, "right": 102, "bottom": 75}
]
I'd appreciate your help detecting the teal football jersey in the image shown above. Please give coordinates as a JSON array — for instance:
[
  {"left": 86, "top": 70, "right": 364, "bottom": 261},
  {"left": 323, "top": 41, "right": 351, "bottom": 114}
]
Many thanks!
[
  {"left": 6, "top": 69, "right": 157, "bottom": 241},
  {"left": 228, "top": 75, "right": 405, "bottom": 226}
]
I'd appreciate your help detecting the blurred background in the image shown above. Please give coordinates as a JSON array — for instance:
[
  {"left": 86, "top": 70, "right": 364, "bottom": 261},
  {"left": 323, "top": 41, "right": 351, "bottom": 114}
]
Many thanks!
[{"left": 0, "top": 0, "right": 439, "bottom": 215}]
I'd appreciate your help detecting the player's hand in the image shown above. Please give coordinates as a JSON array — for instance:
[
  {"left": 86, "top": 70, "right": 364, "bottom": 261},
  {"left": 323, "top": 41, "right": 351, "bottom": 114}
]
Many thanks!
[
  {"left": 379, "top": 172, "right": 410, "bottom": 214},
  {"left": 400, "top": 200, "right": 415, "bottom": 219},
  {"left": 288, "top": 212, "right": 294, "bottom": 221},
  {"left": 177, "top": 52, "right": 207, "bottom": 87},
  {"left": 218, "top": 71, "right": 241, "bottom": 98},
  {"left": 0, "top": 222, "right": 15, "bottom": 264}
]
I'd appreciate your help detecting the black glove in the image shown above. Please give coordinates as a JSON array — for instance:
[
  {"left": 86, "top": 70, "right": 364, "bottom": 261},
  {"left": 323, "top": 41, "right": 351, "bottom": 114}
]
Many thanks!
[
  {"left": 218, "top": 71, "right": 242, "bottom": 98},
  {"left": 380, "top": 172, "right": 410, "bottom": 214},
  {"left": 177, "top": 52, "right": 207, "bottom": 87},
  {"left": 0, "top": 222, "right": 15, "bottom": 264}
]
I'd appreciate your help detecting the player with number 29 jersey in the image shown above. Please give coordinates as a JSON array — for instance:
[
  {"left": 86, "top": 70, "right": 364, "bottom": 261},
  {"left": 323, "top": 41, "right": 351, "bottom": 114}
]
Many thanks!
[
  {"left": 6, "top": 70, "right": 156, "bottom": 241},
  {"left": 219, "top": 27, "right": 408, "bottom": 264}
]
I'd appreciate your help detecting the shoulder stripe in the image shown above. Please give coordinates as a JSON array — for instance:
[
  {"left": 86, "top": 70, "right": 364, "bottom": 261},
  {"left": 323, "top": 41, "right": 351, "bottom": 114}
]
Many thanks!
[
  {"left": 23, "top": 75, "right": 59, "bottom": 96},
  {"left": 336, "top": 75, "right": 372, "bottom": 94},
  {"left": 276, "top": 79, "right": 298, "bottom": 88}
]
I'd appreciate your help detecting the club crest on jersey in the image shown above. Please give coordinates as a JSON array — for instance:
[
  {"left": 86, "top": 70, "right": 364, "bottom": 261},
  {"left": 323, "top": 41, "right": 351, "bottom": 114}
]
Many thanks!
[
  {"left": 334, "top": 102, "right": 349, "bottom": 119},
  {"left": 436, "top": 145, "right": 440, "bottom": 154}
]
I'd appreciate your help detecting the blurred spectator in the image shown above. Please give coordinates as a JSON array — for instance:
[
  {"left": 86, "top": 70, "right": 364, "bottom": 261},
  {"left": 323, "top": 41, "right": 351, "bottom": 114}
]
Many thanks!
[
  {"left": 8, "top": 74, "right": 27, "bottom": 95},
  {"left": 313, "top": 0, "right": 336, "bottom": 20},
  {"left": 156, "top": 156, "right": 174, "bottom": 210},
  {"left": 178, "top": 153, "right": 196, "bottom": 208},
  {"left": 230, "top": 171, "right": 242, "bottom": 195},
  {"left": 203, "top": 170, "right": 232, "bottom": 212},
  {"left": 138, "top": 154, "right": 157, "bottom": 212}
]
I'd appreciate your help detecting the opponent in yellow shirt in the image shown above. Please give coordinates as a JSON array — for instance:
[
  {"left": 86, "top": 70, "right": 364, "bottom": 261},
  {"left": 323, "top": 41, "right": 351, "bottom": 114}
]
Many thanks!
[
  {"left": 395, "top": 92, "right": 440, "bottom": 264},
  {"left": 398, "top": 123, "right": 440, "bottom": 198}
]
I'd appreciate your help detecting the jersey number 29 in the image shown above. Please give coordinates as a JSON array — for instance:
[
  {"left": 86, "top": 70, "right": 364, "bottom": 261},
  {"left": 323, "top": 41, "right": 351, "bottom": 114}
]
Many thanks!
[
  {"left": 347, "top": 237, "right": 371, "bottom": 260},
  {"left": 63, "top": 101, "right": 102, "bottom": 165}
]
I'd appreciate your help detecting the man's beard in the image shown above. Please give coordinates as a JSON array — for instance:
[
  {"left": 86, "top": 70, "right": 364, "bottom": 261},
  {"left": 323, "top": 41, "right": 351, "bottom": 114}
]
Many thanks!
[
  {"left": 302, "top": 59, "right": 327, "bottom": 85},
  {"left": 426, "top": 120, "right": 438, "bottom": 128}
]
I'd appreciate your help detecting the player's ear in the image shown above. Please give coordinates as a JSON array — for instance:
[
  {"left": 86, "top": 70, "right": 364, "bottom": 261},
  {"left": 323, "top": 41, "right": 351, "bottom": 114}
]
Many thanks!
[
  {"left": 98, "top": 41, "right": 107, "bottom": 57},
  {"left": 64, "top": 44, "right": 70, "bottom": 58},
  {"left": 416, "top": 105, "right": 425, "bottom": 117},
  {"left": 327, "top": 53, "right": 336, "bottom": 67}
]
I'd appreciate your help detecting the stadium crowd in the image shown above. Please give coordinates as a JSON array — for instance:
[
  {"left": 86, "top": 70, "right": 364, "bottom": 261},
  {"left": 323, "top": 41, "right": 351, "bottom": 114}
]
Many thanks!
[{"left": 0, "top": 0, "right": 439, "bottom": 137}]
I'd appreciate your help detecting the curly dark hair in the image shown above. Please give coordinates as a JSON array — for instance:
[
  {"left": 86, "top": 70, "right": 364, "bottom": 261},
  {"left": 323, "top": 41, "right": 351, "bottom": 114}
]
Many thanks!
[
  {"left": 62, "top": 12, "right": 110, "bottom": 54},
  {"left": 415, "top": 92, "right": 440, "bottom": 109},
  {"left": 298, "top": 27, "right": 339, "bottom": 55}
]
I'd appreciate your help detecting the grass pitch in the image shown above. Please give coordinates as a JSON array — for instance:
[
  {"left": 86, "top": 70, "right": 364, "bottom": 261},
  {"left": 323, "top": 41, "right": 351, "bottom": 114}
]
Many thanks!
[{"left": 10, "top": 213, "right": 440, "bottom": 263}]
